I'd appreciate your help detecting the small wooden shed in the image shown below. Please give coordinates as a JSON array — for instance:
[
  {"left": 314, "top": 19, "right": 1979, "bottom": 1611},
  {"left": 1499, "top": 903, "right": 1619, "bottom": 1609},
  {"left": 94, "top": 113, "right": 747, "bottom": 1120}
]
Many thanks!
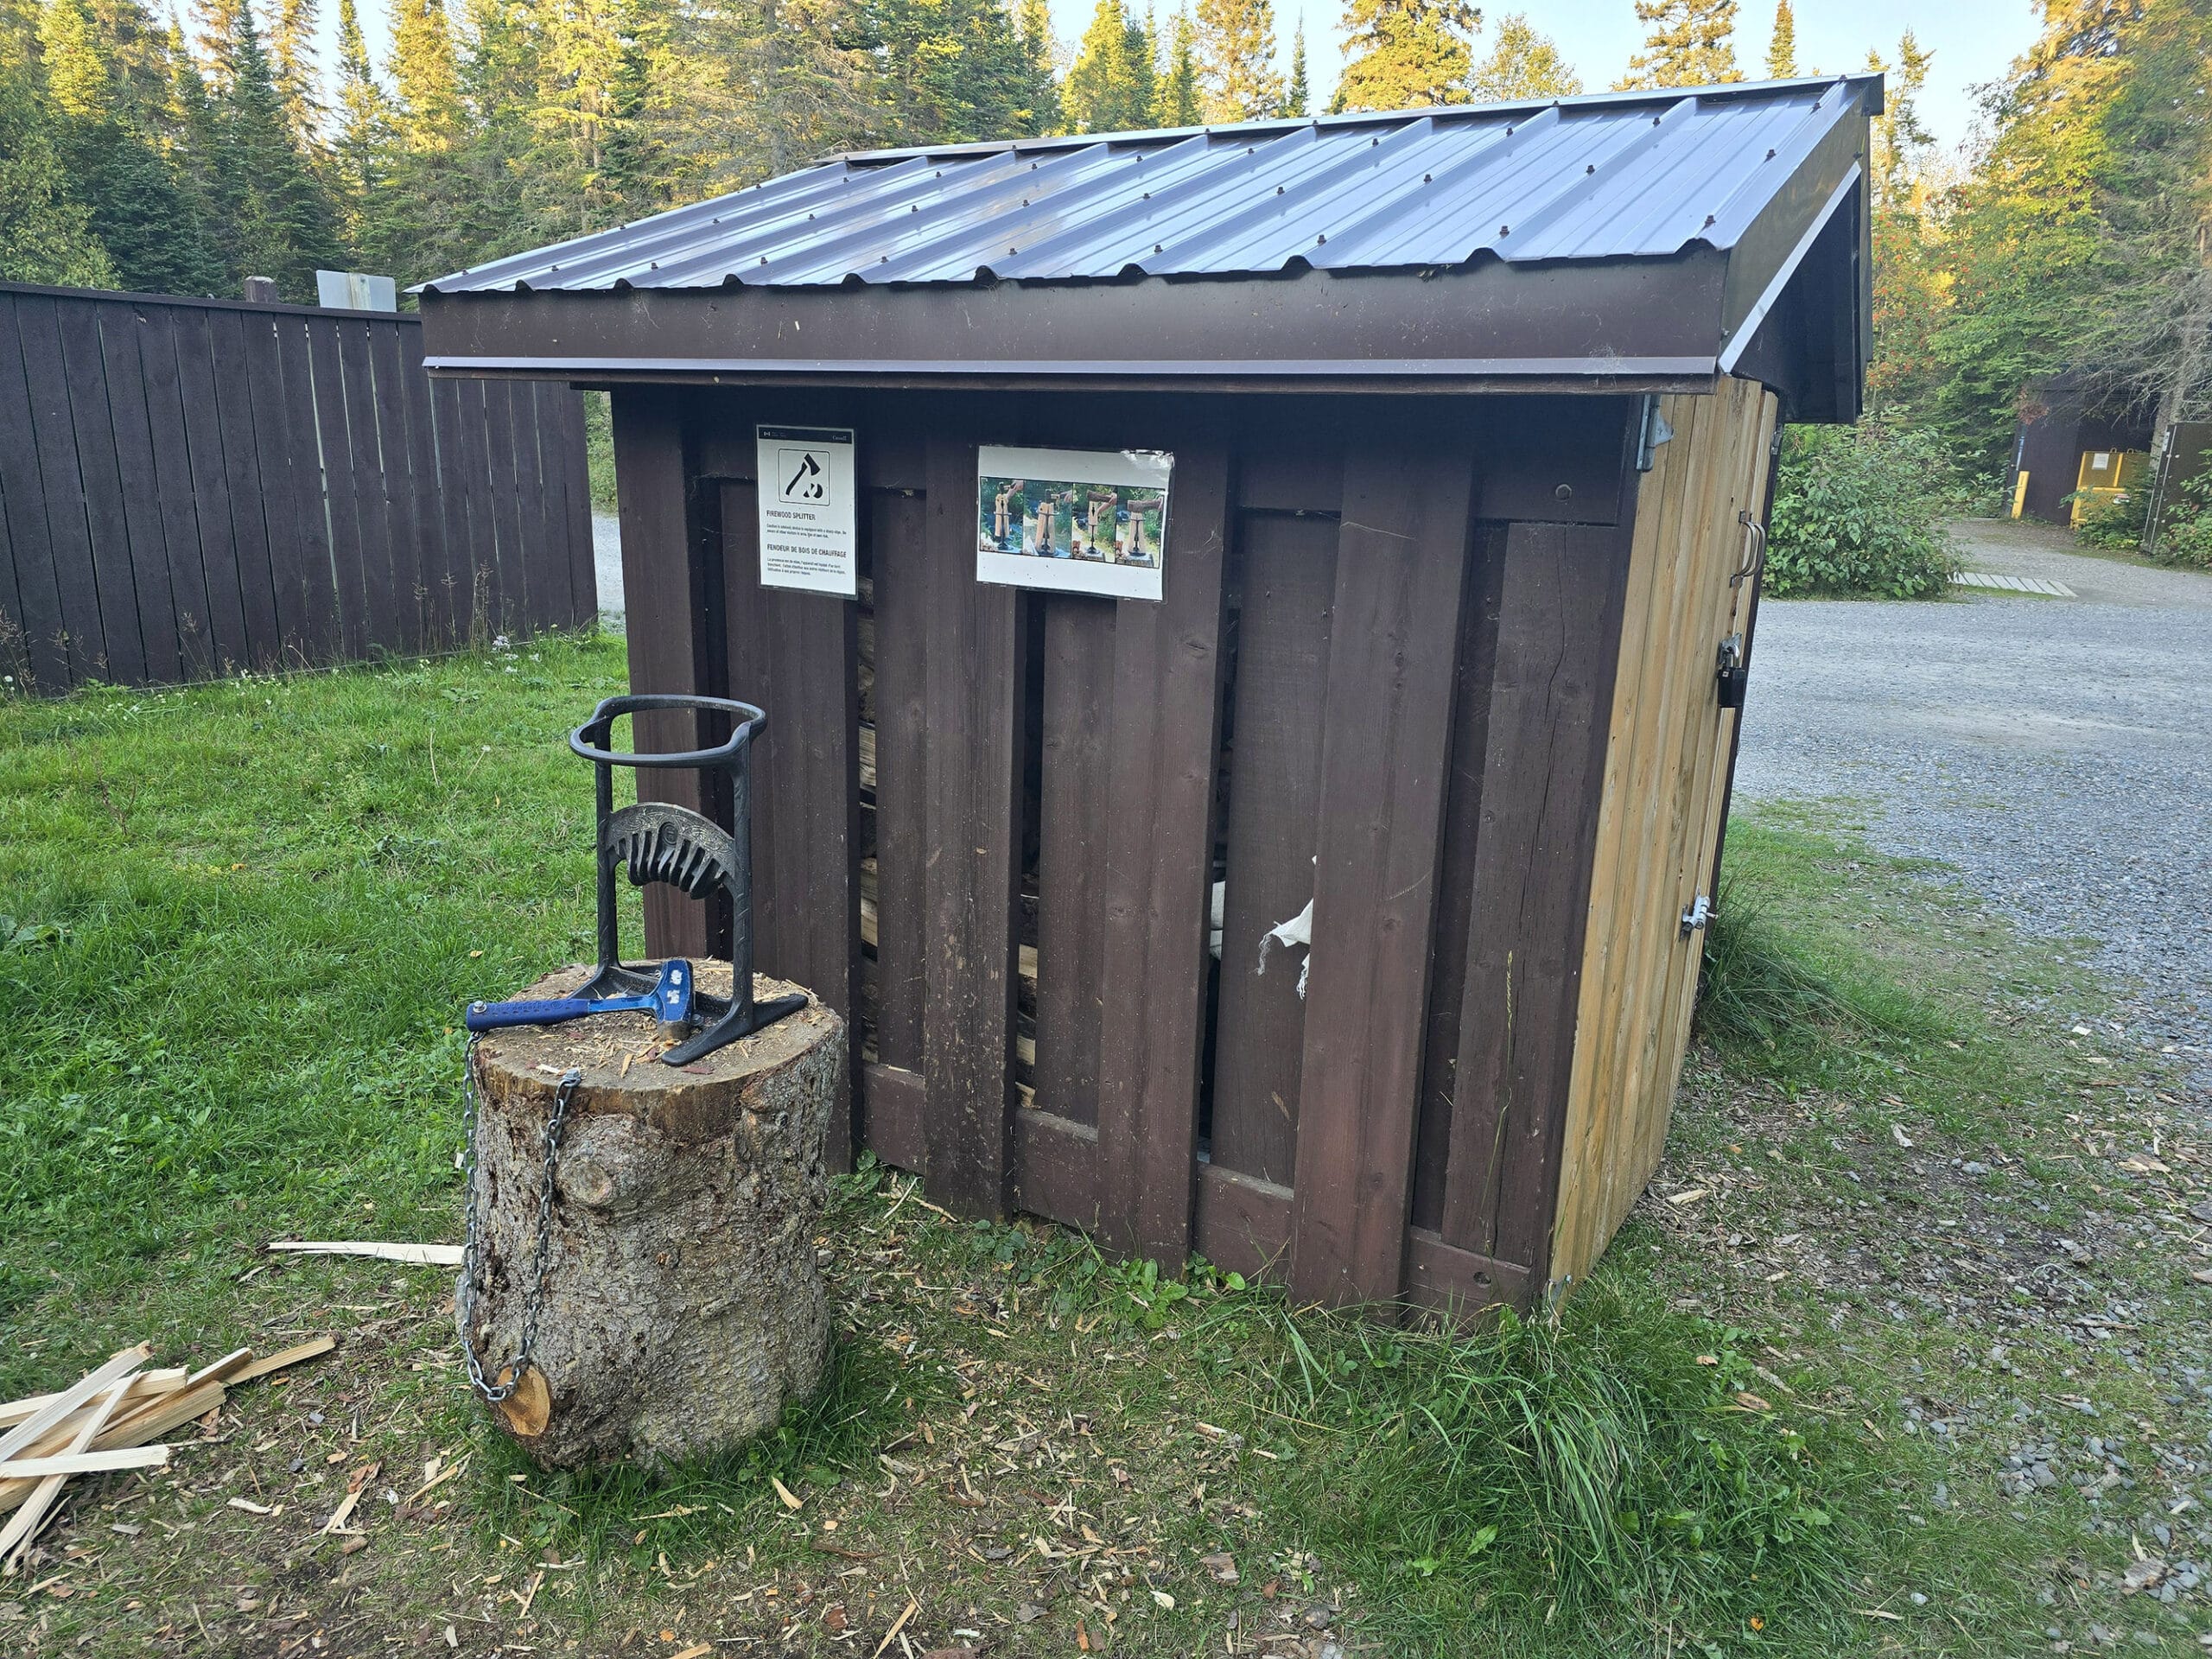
[{"left": 419, "top": 75, "right": 1880, "bottom": 1313}]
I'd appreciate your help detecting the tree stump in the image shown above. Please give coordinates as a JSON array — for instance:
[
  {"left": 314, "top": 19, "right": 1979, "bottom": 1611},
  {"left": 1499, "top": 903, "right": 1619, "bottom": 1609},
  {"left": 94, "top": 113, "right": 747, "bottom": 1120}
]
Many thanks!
[{"left": 461, "top": 962, "right": 841, "bottom": 1468}]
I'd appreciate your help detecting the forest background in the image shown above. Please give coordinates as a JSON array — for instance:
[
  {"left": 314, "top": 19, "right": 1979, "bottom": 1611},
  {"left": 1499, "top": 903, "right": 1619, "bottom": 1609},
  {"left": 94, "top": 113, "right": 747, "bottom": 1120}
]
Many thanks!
[{"left": 1, "top": 0, "right": 2207, "bottom": 493}]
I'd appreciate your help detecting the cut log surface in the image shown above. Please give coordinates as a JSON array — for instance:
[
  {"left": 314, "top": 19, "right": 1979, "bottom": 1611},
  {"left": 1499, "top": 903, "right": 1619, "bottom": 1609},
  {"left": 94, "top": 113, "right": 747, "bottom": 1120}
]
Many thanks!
[{"left": 464, "top": 963, "right": 842, "bottom": 1469}]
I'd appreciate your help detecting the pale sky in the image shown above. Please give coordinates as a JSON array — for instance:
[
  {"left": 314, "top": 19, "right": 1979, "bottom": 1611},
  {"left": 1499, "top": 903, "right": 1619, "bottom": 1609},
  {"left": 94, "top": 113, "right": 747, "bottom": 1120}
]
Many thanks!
[{"left": 321, "top": 0, "right": 2047, "bottom": 162}]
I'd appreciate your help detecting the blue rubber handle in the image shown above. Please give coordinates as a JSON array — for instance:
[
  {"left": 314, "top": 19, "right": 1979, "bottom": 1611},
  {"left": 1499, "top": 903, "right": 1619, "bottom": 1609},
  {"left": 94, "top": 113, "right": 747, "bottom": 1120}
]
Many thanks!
[{"left": 465, "top": 996, "right": 594, "bottom": 1032}]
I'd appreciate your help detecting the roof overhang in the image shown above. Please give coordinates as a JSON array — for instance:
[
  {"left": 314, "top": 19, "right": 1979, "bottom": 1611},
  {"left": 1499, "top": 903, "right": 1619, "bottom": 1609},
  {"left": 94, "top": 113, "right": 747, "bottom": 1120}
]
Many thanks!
[{"left": 417, "top": 82, "right": 1873, "bottom": 421}]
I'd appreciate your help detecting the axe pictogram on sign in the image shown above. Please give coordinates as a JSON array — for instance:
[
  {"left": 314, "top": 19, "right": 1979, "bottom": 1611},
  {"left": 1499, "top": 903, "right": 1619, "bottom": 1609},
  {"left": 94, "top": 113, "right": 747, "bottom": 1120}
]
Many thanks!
[{"left": 782, "top": 451, "right": 827, "bottom": 500}]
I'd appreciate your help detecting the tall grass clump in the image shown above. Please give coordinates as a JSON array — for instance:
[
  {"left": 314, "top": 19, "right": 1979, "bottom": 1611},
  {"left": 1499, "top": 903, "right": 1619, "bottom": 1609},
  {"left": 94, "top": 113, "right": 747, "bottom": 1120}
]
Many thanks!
[{"left": 1258, "top": 1287, "right": 1866, "bottom": 1649}]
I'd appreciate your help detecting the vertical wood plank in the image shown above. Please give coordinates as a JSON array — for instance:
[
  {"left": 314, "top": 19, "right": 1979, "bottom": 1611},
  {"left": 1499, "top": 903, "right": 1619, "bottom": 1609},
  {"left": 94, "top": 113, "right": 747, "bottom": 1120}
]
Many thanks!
[
  {"left": 1408, "top": 529, "right": 1508, "bottom": 1231},
  {"left": 868, "top": 487, "right": 930, "bottom": 1075},
  {"left": 520, "top": 387, "right": 565, "bottom": 632},
  {"left": 610, "top": 387, "right": 717, "bottom": 960},
  {"left": 269, "top": 315, "right": 341, "bottom": 665},
  {"left": 1207, "top": 511, "right": 1336, "bottom": 1186},
  {"left": 19, "top": 296, "right": 111, "bottom": 683},
  {"left": 206, "top": 308, "right": 283, "bottom": 671},
  {"left": 334, "top": 319, "right": 398, "bottom": 654},
  {"left": 0, "top": 294, "right": 73, "bottom": 691},
  {"left": 454, "top": 378, "right": 502, "bottom": 636},
  {"left": 367, "top": 321, "right": 428, "bottom": 653},
  {"left": 305, "top": 316, "right": 369, "bottom": 659},
  {"left": 54, "top": 297, "right": 147, "bottom": 684},
  {"left": 393, "top": 323, "right": 452, "bottom": 650},
  {"left": 1092, "top": 444, "right": 1230, "bottom": 1264},
  {"left": 484, "top": 381, "right": 527, "bottom": 636},
  {"left": 919, "top": 434, "right": 1026, "bottom": 1219},
  {"left": 557, "top": 391, "right": 597, "bottom": 626},
  {"left": 722, "top": 477, "right": 861, "bottom": 1170},
  {"left": 1287, "top": 444, "right": 1474, "bottom": 1309},
  {"left": 1440, "top": 517, "right": 1637, "bottom": 1279},
  {"left": 1032, "top": 597, "right": 1115, "bottom": 1128},
  {"left": 90, "top": 302, "right": 179, "bottom": 685},
  {"left": 429, "top": 376, "right": 474, "bottom": 645},
  {"left": 241, "top": 310, "right": 314, "bottom": 669}
]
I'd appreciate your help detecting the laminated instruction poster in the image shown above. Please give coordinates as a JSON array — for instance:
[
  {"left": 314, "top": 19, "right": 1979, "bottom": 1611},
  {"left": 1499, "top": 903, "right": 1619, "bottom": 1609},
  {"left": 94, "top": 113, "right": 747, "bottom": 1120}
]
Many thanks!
[
  {"left": 976, "top": 445, "right": 1173, "bottom": 602},
  {"left": 755, "top": 424, "right": 856, "bottom": 595}
]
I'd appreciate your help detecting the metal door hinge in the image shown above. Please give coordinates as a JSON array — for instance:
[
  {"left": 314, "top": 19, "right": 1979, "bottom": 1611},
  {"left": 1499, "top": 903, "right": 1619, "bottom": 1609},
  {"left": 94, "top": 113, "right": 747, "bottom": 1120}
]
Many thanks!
[
  {"left": 1636, "top": 395, "right": 1674, "bottom": 471},
  {"left": 1681, "top": 893, "right": 1713, "bottom": 936}
]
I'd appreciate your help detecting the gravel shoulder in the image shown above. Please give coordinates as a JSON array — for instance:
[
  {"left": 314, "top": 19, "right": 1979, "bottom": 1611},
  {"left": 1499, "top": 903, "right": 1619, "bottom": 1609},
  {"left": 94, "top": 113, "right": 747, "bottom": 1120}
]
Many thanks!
[{"left": 1733, "top": 520, "right": 2212, "bottom": 1094}]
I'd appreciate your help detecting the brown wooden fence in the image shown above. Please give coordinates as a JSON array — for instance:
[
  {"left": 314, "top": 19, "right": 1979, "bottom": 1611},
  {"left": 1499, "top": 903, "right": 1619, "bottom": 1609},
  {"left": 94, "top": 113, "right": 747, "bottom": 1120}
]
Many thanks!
[{"left": 0, "top": 282, "right": 594, "bottom": 695}]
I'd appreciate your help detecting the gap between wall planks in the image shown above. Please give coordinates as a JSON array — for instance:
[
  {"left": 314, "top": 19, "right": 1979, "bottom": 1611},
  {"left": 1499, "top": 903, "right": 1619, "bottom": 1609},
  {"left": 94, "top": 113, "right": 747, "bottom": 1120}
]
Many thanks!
[{"left": 1548, "top": 376, "right": 1777, "bottom": 1291}]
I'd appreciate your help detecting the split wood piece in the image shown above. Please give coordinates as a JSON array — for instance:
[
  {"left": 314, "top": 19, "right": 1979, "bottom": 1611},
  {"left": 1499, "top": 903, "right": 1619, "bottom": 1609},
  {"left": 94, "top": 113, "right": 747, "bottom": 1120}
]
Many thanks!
[
  {"left": 0, "top": 1446, "right": 170, "bottom": 1479},
  {"left": 234, "top": 1338, "right": 336, "bottom": 1384},
  {"left": 463, "top": 963, "right": 842, "bottom": 1468},
  {"left": 266, "top": 1241, "right": 463, "bottom": 1266},
  {"left": 0, "top": 1379, "right": 130, "bottom": 1572},
  {"left": 0, "top": 1368, "right": 188, "bottom": 1429},
  {"left": 0, "top": 1345, "right": 148, "bottom": 1465}
]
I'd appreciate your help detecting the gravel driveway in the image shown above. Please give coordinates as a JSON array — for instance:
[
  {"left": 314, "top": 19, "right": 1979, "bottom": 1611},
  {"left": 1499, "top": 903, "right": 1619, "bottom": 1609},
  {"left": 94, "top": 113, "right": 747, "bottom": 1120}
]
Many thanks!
[{"left": 1732, "top": 518, "right": 2212, "bottom": 1091}]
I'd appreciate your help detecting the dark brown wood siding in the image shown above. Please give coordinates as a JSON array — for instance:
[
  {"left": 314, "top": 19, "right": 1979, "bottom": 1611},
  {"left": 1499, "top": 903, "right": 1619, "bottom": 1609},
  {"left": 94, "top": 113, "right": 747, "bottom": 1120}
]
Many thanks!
[{"left": 0, "top": 283, "right": 594, "bottom": 694}]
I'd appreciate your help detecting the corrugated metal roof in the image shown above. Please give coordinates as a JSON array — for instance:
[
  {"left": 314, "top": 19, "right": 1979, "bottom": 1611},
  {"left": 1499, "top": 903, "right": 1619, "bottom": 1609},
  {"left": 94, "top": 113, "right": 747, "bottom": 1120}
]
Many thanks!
[{"left": 423, "top": 76, "right": 1879, "bottom": 295}]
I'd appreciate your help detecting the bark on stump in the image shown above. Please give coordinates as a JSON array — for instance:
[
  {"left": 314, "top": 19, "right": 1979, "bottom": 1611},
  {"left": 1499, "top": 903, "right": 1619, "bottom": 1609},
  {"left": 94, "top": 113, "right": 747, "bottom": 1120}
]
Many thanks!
[{"left": 462, "top": 962, "right": 841, "bottom": 1468}]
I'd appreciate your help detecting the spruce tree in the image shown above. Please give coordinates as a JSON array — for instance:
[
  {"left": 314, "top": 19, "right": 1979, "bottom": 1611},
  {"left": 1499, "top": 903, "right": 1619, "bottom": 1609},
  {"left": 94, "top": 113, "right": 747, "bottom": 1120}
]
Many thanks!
[
  {"left": 1014, "top": 0, "right": 1061, "bottom": 130},
  {"left": 1332, "top": 0, "right": 1478, "bottom": 111},
  {"left": 1158, "top": 5, "right": 1200, "bottom": 124},
  {"left": 0, "top": 37, "right": 115, "bottom": 283},
  {"left": 388, "top": 0, "right": 463, "bottom": 153},
  {"left": 1618, "top": 0, "right": 1742, "bottom": 90},
  {"left": 210, "top": 0, "right": 346, "bottom": 294},
  {"left": 1763, "top": 0, "right": 1794, "bottom": 78},
  {"left": 1064, "top": 0, "right": 1155, "bottom": 132},
  {"left": 330, "top": 0, "right": 389, "bottom": 214},
  {"left": 266, "top": 0, "right": 319, "bottom": 141},
  {"left": 1195, "top": 0, "right": 1282, "bottom": 121},
  {"left": 37, "top": 0, "right": 226, "bottom": 291},
  {"left": 1283, "top": 16, "right": 1306, "bottom": 115},
  {"left": 1470, "top": 12, "right": 1580, "bottom": 101}
]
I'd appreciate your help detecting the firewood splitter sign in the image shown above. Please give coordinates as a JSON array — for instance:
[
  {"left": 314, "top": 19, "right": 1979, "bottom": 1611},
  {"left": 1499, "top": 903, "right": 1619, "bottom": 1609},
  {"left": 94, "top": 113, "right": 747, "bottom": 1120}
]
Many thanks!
[{"left": 755, "top": 424, "right": 856, "bottom": 595}]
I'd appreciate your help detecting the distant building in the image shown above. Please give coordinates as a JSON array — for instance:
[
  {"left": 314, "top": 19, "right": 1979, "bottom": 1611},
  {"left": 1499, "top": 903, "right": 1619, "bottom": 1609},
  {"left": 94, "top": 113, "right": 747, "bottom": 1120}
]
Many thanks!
[{"left": 2007, "top": 372, "right": 2156, "bottom": 527}]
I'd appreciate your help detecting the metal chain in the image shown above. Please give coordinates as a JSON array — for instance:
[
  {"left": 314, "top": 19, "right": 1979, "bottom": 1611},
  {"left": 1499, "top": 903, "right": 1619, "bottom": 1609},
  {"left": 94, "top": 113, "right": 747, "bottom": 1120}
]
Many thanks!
[{"left": 455, "top": 1033, "right": 581, "bottom": 1404}]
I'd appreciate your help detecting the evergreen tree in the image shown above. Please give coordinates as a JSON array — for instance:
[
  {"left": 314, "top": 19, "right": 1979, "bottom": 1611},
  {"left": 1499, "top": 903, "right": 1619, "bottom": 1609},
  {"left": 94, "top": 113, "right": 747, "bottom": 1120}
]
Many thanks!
[
  {"left": 1332, "top": 0, "right": 1478, "bottom": 111},
  {"left": 1064, "top": 0, "right": 1155, "bottom": 131},
  {"left": 266, "top": 0, "right": 318, "bottom": 141},
  {"left": 388, "top": 0, "right": 462, "bottom": 153},
  {"left": 1763, "top": 0, "right": 1794, "bottom": 78},
  {"left": 0, "top": 37, "right": 115, "bottom": 283},
  {"left": 1470, "top": 12, "right": 1580, "bottom": 99},
  {"left": 1158, "top": 5, "right": 1200, "bottom": 124},
  {"left": 1014, "top": 0, "right": 1061, "bottom": 130},
  {"left": 868, "top": 0, "right": 1052, "bottom": 144},
  {"left": 330, "top": 0, "right": 390, "bottom": 212},
  {"left": 1195, "top": 0, "right": 1282, "bottom": 121},
  {"left": 1618, "top": 0, "right": 1741, "bottom": 90},
  {"left": 208, "top": 0, "right": 346, "bottom": 293},
  {"left": 37, "top": 0, "right": 226, "bottom": 291},
  {"left": 1283, "top": 16, "right": 1306, "bottom": 115}
]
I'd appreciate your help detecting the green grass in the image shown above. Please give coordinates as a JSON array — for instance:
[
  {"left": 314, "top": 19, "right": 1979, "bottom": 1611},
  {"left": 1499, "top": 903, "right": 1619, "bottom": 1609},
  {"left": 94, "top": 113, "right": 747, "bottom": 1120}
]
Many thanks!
[{"left": 1, "top": 655, "right": 2203, "bottom": 1656}]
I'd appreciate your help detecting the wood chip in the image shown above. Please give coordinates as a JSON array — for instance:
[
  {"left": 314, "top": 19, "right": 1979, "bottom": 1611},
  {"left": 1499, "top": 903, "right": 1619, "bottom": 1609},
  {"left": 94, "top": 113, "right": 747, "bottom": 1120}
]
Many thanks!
[
  {"left": 226, "top": 1497, "right": 275, "bottom": 1516},
  {"left": 321, "top": 1490, "right": 363, "bottom": 1535},
  {"left": 870, "top": 1597, "right": 918, "bottom": 1659},
  {"left": 769, "top": 1475, "right": 804, "bottom": 1511},
  {"left": 1665, "top": 1188, "right": 1709, "bottom": 1206}
]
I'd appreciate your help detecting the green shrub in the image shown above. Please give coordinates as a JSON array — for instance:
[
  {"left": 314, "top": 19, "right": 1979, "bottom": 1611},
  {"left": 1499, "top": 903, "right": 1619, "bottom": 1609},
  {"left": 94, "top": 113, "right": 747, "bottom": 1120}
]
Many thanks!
[
  {"left": 583, "top": 389, "right": 617, "bottom": 512},
  {"left": 1765, "top": 418, "right": 1960, "bottom": 598},
  {"left": 2069, "top": 486, "right": 2147, "bottom": 550},
  {"left": 2148, "top": 452, "right": 2212, "bottom": 569}
]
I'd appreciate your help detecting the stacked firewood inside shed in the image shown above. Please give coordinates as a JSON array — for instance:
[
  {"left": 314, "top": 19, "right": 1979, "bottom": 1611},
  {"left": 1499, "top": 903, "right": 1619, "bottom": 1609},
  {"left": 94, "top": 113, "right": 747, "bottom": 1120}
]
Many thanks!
[{"left": 0, "top": 1338, "right": 330, "bottom": 1573}]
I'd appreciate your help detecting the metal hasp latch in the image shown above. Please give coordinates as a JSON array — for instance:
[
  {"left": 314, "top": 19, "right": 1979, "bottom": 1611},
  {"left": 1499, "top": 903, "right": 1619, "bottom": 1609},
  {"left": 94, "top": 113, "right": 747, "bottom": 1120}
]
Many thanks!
[
  {"left": 1716, "top": 632, "right": 1748, "bottom": 709},
  {"left": 569, "top": 693, "right": 807, "bottom": 1065},
  {"left": 1681, "top": 893, "right": 1714, "bottom": 937}
]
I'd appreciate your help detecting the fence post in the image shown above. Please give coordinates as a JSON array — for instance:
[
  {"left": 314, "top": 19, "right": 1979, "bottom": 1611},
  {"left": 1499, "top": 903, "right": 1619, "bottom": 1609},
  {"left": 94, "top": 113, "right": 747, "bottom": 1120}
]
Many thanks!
[{"left": 243, "top": 277, "right": 277, "bottom": 303}]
